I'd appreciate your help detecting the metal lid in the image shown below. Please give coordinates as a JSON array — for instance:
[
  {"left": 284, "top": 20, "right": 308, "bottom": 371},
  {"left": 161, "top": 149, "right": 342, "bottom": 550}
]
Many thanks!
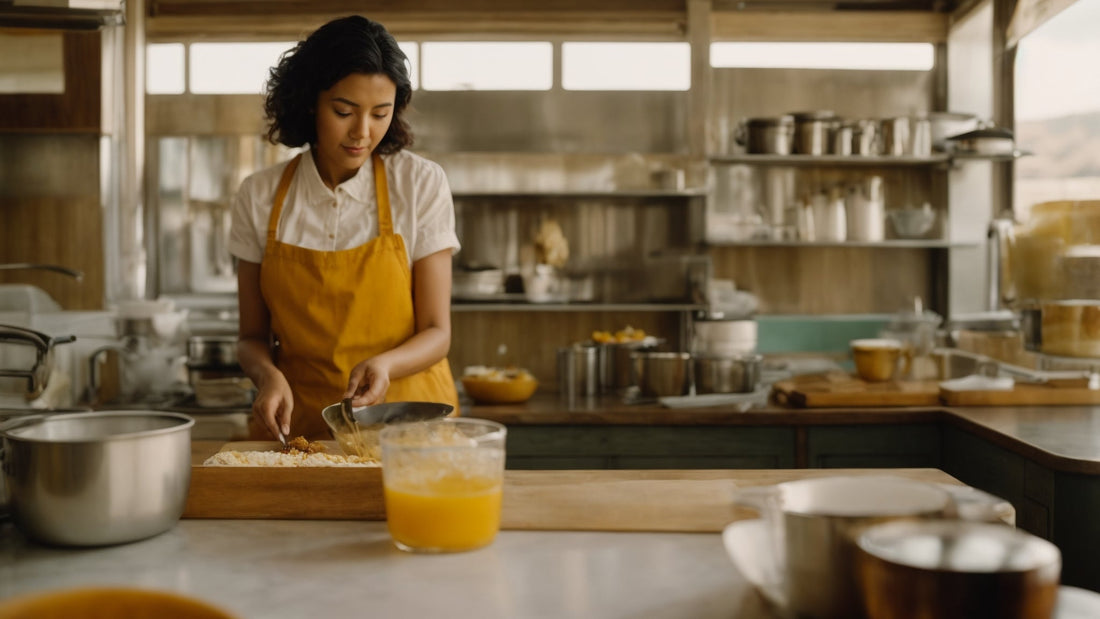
[
  {"left": 789, "top": 110, "right": 836, "bottom": 121},
  {"left": 744, "top": 115, "right": 794, "bottom": 127}
]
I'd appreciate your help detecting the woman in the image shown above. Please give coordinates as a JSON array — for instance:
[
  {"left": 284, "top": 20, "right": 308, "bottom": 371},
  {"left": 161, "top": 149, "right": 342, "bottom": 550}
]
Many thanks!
[{"left": 228, "top": 15, "right": 460, "bottom": 441}]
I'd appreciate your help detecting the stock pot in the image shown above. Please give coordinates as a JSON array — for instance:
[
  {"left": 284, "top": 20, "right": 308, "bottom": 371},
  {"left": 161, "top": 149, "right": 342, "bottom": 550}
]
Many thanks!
[{"left": 0, "top": 411, "right": 194, "bottom": 546}]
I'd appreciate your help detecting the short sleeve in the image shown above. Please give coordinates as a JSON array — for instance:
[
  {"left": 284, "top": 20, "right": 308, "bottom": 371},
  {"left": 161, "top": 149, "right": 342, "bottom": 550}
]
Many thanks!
[
  {"left": 228, "top": 175, "right": 264, "bottom": 264},
  {"left": 411, "top": 162, "right": 461, "bottom": 263}
]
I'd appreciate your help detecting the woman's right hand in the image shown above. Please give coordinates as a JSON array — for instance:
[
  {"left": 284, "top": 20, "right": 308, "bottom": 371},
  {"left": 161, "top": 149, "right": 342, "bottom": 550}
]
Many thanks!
[{"left": 252, "top": 369, "right": 294, "bottom": 440}]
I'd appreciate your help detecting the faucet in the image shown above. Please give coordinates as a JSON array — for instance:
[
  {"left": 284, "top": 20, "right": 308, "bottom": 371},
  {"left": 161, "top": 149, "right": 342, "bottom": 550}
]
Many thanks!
[
  {"left": 0, "top": 324, "right": 76, "bottom": 399},
  {"left": 0, "top": 263, "right": 84, "bottom": 281}
]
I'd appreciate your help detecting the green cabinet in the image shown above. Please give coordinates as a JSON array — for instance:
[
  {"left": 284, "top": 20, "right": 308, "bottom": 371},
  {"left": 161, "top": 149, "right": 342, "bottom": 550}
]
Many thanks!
[
  {"left": 806, "top": 424, "right": 941, "bottom": 469},
  {"left": 505, "top": 425, "right": 797, "bottom": 470}
]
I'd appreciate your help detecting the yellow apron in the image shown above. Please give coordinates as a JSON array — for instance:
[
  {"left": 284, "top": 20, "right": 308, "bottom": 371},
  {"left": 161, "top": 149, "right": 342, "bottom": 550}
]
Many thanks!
[{"left": 248, "top": 153, "right": 459, "bottom": 440}]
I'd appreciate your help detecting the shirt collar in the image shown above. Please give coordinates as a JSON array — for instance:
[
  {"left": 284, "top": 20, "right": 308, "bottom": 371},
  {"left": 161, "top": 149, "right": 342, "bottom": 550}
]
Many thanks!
[{"left": 301, "top": 148, "right": 373, "bottom": 203}]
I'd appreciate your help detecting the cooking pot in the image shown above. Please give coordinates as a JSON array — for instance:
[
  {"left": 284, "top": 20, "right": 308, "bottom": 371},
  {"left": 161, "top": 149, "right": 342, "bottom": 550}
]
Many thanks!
[
  {"left": 187, "top": 335, "right": 238, "bottom": 368},
  {"left": 0, "top": 411, "right": 194, "bottom": 546},
  {"left": 857, "top": 520, "right": 1060, "bottom": 619},
  {"left": 735, "top": 116, "right": 795, "bottom": 155},
  {"left": 632, "top": 351, "right": 692, "bottom": 398},
  {"left": 693, "top": 353, "right": 762, "bottom": 394},
  {"left": 595, "top": 336, "right": 662, "bottom": 394},
  {"left": 791, "top": 111, "right": 836, "bottom": 156}
]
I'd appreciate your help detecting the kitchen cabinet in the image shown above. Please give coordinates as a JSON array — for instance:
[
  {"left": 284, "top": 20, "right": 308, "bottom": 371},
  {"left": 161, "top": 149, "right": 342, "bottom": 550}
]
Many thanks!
[
  {"left": 805, "top": 423, "right": 942, "bottom": 468},
  {"left": 0, "top": 31, "right": 106, "bottom": 133},
  {"left": 504, "top": 424, "right": 797, "bottom": 470}
]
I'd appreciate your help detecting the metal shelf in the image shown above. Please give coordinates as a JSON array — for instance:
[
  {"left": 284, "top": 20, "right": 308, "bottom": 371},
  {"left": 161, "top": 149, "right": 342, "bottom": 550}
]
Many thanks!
[
  {"left": 708, "top": 154, "right": 951, "bottom": 166},
  {"left": 451, "top": 189, "right": 708, "bottom": 199},
  {"left": 452, "top": 302, "right": 706, "bottom": 312},
  {"left": 703, "top": 239, "right": 979, "bottom": 249}
]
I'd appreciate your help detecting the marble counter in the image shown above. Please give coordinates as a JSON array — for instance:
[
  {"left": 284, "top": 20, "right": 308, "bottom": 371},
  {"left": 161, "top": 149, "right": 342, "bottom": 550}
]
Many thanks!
[{"left": 0, "top": 519, "right": 774, "bottom": 619}]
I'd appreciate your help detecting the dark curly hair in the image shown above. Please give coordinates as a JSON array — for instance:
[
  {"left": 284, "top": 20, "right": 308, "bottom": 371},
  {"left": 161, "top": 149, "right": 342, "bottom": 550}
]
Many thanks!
[{"left": 263, "top": 15, "right": 413, "bottom": 154}]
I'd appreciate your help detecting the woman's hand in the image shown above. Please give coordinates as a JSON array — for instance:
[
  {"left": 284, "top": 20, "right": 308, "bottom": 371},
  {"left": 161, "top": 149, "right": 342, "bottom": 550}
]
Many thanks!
[
  {"left": 345, "top": 356, "right": 393, "bottom": 407},
  {"left": 252, "top": 369, "right": 294, "bottom": 440}
]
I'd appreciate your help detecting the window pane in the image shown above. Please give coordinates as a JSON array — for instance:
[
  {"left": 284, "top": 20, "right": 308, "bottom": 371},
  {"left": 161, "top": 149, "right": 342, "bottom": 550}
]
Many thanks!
[
  {"left": 1014, "top": 0, "right": 1100, "bottom": 215},
  {"left": 190, "top": 42, "right": 295, "bottom": 94},
  {"left": 421, "top": 42, "right": 552, "bottom": 91},
  {"left": 146, "top": 43, "right": 185, "bottom": 94},
  {"left": 399, "top": 41, "right": 418, "bottom": 90},
  {"left": 562, "top": 42, "right": 690, "bottom": 91},
  {"left": 710, "top": 42, "right": 934, "bottom": 71}
]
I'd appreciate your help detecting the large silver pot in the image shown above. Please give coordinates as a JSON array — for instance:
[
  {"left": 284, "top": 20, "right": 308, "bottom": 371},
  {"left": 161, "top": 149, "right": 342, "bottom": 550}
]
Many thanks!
[{"left": 0, "top": 411, "right": 194, "bottom": 546}]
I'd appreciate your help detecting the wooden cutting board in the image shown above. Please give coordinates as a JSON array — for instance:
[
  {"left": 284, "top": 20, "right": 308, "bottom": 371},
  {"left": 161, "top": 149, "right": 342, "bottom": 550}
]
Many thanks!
[
  {"left": 185, "top": 442, "right": 960, "bottom": 532},
  {"left": 941, "top": 384, "right": 1100, "bottom": 406},
  {"left": 771, "top": 371, "right": 941, "bottom": 408}
]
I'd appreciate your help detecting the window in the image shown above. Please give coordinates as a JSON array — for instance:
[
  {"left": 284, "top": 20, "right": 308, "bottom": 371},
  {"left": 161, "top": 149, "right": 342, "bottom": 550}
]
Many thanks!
[
  {"left": 146, "top": 43, "right": 185, "bottom": 94},
  {"left": 562, "top": 42, "right": 690, "bottom": 91},
  {"left": 1014, "top": 0, "right": 1100, "bottom": 214},
  {"left": 148, "top": 41, "right": 419, "bottom": 94},
  {"left": 189, "top": 42, "right": 295, "bottom": 94},
  {"left": 710, "top": 42, "right": 935, "bottom": 71},
  {"left": 421, "top": 42, "right": 552, "bottom": 91}
]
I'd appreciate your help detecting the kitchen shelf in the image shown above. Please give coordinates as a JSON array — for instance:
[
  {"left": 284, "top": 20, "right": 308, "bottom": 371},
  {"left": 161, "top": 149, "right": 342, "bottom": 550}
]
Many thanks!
[
  {"left": 703, "top": 239, "right": 979, "bottom": 249},
  {"left": 451, "top": 302, "right": 706, "bottom": 312},
  {"left": 708, "top": 154, "right": 951, "bottom": 166},
  {"left": 949, "top": 150, "right": 1032, "bottom": 162},
  {"left": 451, "top": 188, "right": 708, "bottom": 199}
]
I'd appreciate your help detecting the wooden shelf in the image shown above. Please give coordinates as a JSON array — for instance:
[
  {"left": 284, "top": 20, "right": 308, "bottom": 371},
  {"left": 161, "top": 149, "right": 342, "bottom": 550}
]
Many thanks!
[
  {"left": 703, "top": 239, "right": 977, "bottom": 249},
  {"left": 708, "top": 154, "right": 950, "bottom": 166}
]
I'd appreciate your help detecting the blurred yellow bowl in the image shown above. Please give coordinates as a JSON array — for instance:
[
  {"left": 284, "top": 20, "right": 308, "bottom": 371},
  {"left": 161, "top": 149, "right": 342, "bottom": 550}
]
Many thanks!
[
  {"left": 461, "top": 374, "right": 539, "bottom": 404},
  {"left": 0, "top": 588, "right": 238, "bottom": 619}
]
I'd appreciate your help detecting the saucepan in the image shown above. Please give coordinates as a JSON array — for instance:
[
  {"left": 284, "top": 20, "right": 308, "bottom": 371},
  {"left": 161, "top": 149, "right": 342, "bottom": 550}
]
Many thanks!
[{"left": 321, "top": 401, "right": 454, "bottom": 458}]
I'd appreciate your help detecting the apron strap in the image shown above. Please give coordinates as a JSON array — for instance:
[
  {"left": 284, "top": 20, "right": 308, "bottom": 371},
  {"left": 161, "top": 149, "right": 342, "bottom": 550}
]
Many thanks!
[
  {"left": 372, "top": 153, "right": 393, "bottom": 236},
  {"left": 267, "top": 153, "right": 303, "bottom": 244}
]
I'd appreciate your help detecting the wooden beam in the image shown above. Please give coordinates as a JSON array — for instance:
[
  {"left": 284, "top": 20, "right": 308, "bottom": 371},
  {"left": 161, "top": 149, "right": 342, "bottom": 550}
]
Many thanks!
[
  {"left": 711, "top": 10, "right": 949, "bottom": 42},
  {"left": 147, "top": 12, "right": 688, "bottom": 40},
  {"left": 149, "top": 0, "right": 686, "bottom": 17}
]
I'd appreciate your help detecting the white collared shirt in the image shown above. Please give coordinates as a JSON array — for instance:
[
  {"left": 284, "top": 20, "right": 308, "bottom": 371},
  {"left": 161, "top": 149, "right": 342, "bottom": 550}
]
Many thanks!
[{"left": 228, "top": 148, "right": 460, "bottom": 268}]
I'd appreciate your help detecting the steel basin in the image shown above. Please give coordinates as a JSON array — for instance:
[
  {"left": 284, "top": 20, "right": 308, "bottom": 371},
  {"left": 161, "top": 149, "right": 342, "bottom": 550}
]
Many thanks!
[{"left": 0, "top": 410, "right": 193, "bottom": 546}]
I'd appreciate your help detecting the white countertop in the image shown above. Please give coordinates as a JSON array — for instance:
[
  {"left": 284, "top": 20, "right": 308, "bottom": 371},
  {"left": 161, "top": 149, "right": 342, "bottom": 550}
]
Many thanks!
[{"left": 0, "top": 519, "right": 775, "bottom": 619}]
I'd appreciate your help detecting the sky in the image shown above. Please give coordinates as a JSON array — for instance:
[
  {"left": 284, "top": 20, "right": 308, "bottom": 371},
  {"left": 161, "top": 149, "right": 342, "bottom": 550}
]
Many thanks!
[{"left": 1014, "top": 0, "right": 1100, "bottom": 121}]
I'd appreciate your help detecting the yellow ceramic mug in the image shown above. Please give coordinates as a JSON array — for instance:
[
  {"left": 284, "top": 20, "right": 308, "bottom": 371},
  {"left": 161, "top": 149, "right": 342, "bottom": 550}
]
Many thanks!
[{"left": 851, "top": 338, "right": 910, "bottom": 382}]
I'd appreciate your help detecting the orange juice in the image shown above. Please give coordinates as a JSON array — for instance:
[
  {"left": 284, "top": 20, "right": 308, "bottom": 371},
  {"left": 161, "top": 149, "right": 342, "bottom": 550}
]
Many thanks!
[{"left": 384, "top": 473, "right": 503, "bottom": 552}]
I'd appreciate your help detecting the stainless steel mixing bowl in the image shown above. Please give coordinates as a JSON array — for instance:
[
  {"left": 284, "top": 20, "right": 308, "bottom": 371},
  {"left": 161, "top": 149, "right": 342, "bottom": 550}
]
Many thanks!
[{"left": 0, "top": 411, "right": 194, "bottom": 546}]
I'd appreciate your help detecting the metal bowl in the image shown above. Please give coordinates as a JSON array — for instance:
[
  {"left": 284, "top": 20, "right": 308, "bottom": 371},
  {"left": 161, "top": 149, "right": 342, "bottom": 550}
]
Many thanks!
[{"left": 0, "top": 411, "right": 194, "bottom": 546}]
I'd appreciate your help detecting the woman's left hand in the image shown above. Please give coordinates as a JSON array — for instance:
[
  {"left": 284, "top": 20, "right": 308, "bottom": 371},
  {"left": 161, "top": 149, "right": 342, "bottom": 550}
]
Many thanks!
[{"left": 344, "top": 356, "right": 392, "bottom": 407}]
